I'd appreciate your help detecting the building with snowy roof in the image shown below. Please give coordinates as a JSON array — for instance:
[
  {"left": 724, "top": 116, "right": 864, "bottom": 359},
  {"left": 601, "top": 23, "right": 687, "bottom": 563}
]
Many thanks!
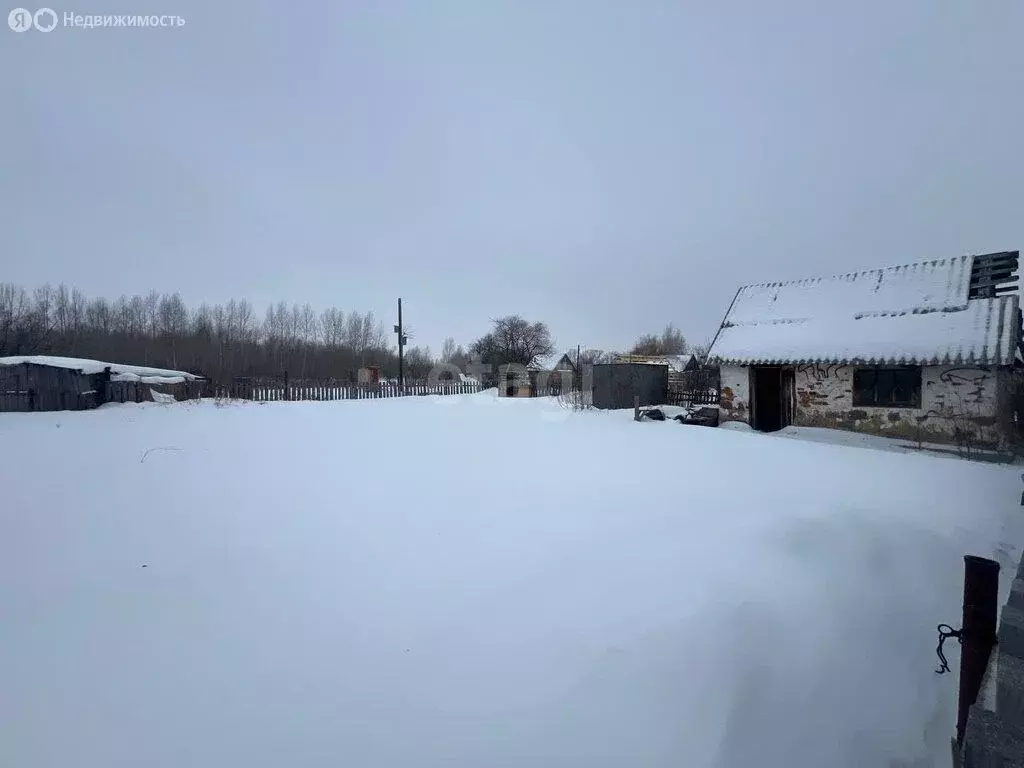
[
  {"left": 705, "top": 251, "right": 1023, "bottom": 449},
  {"left": 0, "top": 355, "right": 204, "bottom": 412}
]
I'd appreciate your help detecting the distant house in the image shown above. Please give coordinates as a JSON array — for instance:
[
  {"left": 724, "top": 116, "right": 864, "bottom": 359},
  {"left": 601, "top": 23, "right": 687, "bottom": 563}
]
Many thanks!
[
  {"left": 0, "top": 355, "right": 204, "bottom": 413},
  {"left": 496, "top": 361, "right": 535, "bottom": 397},
  {"left": 496, "top": 358, "right": 569, "bottom": 398},
  {"left": 357, "top": 365, "right": 381, "bottom": 385},
  {"left": 552, "top": 353, "right": 579, "bottom": 374},
  {"left": 705, "top": 251, "right": 1023, "bottom": 449}
]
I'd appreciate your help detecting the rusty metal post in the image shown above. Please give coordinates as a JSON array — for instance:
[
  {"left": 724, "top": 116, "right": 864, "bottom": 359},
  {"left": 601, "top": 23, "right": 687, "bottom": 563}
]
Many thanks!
[{"left": 956, "top": 555, "right": 1000, "bottom": 746}]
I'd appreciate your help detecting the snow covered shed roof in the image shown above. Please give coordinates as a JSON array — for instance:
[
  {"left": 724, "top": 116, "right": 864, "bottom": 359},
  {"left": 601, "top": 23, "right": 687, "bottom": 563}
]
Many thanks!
[
  {"left": 707, "top": 254, "right": 1023, "bottom": 366},
  {"left": 0, "top": 355, "right": 203, "bottom": 383},
  {"left": 615, "top": 353, "right": 695, "bottom": 372}
]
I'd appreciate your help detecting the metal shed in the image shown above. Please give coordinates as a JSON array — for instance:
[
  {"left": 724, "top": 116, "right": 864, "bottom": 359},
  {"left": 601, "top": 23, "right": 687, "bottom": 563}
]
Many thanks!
[{"left": 591, "top": 363, "right": 669, "bottom": 410}]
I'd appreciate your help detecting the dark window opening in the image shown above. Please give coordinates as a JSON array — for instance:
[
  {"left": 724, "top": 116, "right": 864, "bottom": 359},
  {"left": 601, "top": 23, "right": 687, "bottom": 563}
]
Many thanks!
[{"left": 852, "top": 366, "right": 922, "bottom": 408}]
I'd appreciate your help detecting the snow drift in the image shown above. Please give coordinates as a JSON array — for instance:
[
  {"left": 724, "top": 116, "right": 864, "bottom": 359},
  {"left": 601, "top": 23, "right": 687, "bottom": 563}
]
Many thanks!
[{"left": 0, "top": 392, "right": 1020, "bottom": 768}]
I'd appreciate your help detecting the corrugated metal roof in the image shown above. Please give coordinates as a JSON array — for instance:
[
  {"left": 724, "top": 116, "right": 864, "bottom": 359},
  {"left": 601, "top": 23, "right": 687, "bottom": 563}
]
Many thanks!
[{"left": 708, "top": 256, "right": 1022, "bottom": 366}]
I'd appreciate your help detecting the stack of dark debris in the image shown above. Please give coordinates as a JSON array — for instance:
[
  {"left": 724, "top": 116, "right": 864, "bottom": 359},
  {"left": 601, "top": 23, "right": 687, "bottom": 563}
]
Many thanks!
[{"left": 636, "top": 406, "right": 719, "bottom": 428}]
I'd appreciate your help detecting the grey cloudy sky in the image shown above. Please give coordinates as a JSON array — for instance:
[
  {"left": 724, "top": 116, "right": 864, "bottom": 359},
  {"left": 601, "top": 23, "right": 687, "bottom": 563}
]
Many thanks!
[{"left": 3, "top": 1, "right": 1022, "bottom": 356}]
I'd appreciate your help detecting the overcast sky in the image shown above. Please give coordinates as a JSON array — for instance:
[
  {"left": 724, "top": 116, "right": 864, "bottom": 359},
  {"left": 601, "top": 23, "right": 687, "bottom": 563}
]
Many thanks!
[{"left": 3, "top": 1, "right": 1022, "bottom": 356}]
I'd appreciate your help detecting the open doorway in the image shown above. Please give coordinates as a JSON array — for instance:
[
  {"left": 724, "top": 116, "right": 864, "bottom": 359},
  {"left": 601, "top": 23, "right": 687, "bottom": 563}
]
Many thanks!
[{"left": 750, "top": 366, "right": 795, "bottom": 432}]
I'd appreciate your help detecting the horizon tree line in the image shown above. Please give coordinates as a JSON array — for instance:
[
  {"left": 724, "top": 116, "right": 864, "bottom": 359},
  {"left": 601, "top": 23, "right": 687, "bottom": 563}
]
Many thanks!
[
  {"left": 0, "top": 282, "right": 446, "bottom": 384},
  {"left": 0, "top": 281, "right": 709, "bottom": 386}
]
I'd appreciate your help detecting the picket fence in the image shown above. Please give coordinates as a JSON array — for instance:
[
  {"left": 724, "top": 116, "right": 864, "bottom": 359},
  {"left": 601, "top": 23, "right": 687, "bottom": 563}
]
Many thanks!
[{"left": 214, "top": 379, "right": 484, "bottom": 403}]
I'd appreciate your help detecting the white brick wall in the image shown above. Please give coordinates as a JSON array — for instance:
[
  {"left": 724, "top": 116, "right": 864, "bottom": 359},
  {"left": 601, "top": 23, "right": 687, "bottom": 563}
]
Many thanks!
[
  {"left": 719, "top": 364, "right": 750, "bottom": 424},
  {"left": 794, "top": 363, "right": 1001, "bottom": 444},
  {"left": 717, "top": 363, "right": 1008, "bottom": 446}
]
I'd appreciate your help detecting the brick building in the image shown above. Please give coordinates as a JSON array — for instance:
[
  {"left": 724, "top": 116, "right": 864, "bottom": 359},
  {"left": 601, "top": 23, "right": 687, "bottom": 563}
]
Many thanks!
[{"left": 706, "top": 252, "right": 1023, "bottom": 449}]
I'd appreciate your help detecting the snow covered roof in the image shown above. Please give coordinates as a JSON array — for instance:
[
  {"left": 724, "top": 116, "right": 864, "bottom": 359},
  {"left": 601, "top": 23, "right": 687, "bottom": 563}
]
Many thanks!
[
  {"left": 708, "top": 256, "right": 1022, "bottom": 366},
  {"left": 615, "top": 354, "right": 693, "bottom": 372},
  {"left": 0, "top": 355, "right": 203, "bottom": 382}
]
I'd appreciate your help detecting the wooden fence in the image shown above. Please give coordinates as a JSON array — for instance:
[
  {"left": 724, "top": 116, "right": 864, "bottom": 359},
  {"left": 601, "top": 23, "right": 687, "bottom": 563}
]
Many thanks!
[
  {"left": 217, "top": 379, "right": 485, "bottom": 402},
  {"left": 667, "top": 386, "right": 720, "bottom": 407},
  {"left": 106, "top": 379, "right": 207, "bottom": 404},
  {"left": 667, "top": 368, "right": 721, "bottom": 408},
  {"left": 1, "top": 378, "right": 485, "bottom": 412}
]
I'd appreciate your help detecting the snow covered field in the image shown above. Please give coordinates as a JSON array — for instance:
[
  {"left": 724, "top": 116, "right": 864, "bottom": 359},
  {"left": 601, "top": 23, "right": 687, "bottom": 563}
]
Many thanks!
[{"left": 2, "top": 391, "right": 1022, "bottom": 768}]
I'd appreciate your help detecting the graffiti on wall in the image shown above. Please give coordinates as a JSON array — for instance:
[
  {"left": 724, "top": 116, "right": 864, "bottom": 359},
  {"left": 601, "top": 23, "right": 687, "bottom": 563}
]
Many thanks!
[
  {"left": 796, "top": 363, "right": 843, "bottom": 383},
  {"left": 795, "top": 363, "right": 849, "bottom": 409},
  {"left": 936, "top": 367, "right": 992, "bottom": 407}
]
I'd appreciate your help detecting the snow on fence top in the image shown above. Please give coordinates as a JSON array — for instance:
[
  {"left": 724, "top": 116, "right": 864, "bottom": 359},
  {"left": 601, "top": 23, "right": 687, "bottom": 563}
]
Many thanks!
[
  {"left": 709, "top": 256, "right": 1022, "bottom": 366},
  {"left": 0, "top": 355, "right": 202, "bottom": 384}
]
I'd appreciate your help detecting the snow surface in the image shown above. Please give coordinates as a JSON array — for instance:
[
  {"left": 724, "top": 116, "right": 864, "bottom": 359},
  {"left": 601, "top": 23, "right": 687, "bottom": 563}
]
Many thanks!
[
  {"left": 148, "top": 388, "right": 178, "bottom": 404},
  {"left": 0, "top": 355, "right": 200, "bottom": 380},
  {"left": 709, "top": 255, "right": 1020, "bottom": 365},
  {"left": 111, "top": 374, "right": 189, "bottom": 384},
  {"left": 712, "top": 295, "right": 1019, "bottom": 366},
  {"left": 728, "top": 257, "right": 975, "bottom": 326},
  {"left": 2, "top": 393, "right": 1022, "bottom": 768}
]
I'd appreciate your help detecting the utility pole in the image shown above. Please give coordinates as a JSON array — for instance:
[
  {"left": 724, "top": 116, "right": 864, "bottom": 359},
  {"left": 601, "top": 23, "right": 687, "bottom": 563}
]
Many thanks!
[{"left": 394, "top": 298, "right": 407, "bottom": 393}]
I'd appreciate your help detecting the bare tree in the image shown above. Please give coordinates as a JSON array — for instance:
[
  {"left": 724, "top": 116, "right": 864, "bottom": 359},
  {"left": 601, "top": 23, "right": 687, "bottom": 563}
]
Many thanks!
[
  {"left": 578, "top": 348, "right": 614, "bottom": 366},
  {"left": 441, "top": 336, "right": 457, "bottom": 362},
  {"left": 320, "top": 307, "right": 345, "bottom": 348},
  {"left": 470, "top": 315, "right": 554, "bottom": 369},
  {"left": 630, "top": 323, "right": 687, "bottom": 356},
  {"left": 690, "top": 339, "right": 712, "bottom": 365},
  {"left": 403, "top": 345, "right": 436, "bottom": 380},
  {"left": 0, "top": 284, "right": 42, "bottom": 354},
  {"left": 0, "top": 279, "right": 447, "bottom": 385},
  {"left": 441, "top": 336, "right": 471, "bottom": 372}
]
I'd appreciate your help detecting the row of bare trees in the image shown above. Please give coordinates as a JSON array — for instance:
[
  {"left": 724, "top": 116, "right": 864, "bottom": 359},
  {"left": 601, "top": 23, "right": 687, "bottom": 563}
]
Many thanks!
[
  {"left": 1, "top": 281, "right": 711, "bottom": 386},
  {"left": 0, "top": 283, "right": 443, "bottom": 383}
]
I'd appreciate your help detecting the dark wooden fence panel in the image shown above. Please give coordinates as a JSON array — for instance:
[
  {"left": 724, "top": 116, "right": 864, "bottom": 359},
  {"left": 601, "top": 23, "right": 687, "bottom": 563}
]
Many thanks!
[
  {"left": 667, "top": 387, "right": 721, "bottom": 407},
  {"left": 1, "top": 374, "right": 484, "bottom": 413},
  {"left": 667, "top": 368, "right": 721, "bottom": 408},
  {"left": 106, "top": 379, "right": 208, "bottom": 404},
  {"left": 0, "top": 391, "right": 31, "bottom": 412}
]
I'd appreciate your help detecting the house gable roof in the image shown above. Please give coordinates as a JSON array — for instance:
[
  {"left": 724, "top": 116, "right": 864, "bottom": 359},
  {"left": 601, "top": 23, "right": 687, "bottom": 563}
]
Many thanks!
[
  {"left": 553, "top": 353, "right": 578, "bottom": 372},
  {"left": 708, "top": 254, "right": 1022, "bottom": 366}
]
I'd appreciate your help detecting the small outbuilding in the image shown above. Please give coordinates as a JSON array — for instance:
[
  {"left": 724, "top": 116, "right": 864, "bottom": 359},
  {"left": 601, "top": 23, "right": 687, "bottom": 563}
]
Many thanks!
[
  {"left": 497, "top": 360, "right": 547, "bottom": 397},
  {"left": 705, "top": 251, "right": 1023, "bottom": 449},
  {"left": 591, "top": 362, "right": 669, "bottom": 410}
]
